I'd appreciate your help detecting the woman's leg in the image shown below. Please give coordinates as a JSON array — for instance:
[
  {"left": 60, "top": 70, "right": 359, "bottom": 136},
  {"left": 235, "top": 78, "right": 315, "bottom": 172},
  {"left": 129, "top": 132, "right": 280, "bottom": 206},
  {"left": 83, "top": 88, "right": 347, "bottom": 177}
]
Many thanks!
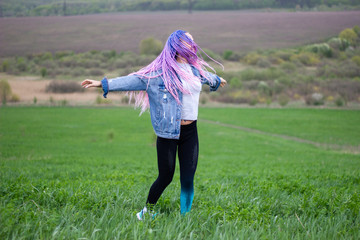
[
  {"left": 178, "top": 121, "right": 199, "bottom": 215},
  {"left": 146, "top": 136, "right": 177, "bottom": 206}
]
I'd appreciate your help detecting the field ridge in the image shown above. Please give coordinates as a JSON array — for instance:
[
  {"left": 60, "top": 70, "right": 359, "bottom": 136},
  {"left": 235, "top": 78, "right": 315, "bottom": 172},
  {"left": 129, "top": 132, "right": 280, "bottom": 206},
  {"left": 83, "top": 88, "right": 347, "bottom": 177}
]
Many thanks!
[{"left": 201, "top": 118, "right": 360, "bottom": 154}]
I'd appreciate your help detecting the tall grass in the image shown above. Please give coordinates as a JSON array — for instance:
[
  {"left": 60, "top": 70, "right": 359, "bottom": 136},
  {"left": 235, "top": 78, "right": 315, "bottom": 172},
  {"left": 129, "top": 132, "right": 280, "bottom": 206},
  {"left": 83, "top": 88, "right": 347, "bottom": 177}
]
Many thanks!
[{"left": 0, "top": 107, "right": 359, "bottom": 239}]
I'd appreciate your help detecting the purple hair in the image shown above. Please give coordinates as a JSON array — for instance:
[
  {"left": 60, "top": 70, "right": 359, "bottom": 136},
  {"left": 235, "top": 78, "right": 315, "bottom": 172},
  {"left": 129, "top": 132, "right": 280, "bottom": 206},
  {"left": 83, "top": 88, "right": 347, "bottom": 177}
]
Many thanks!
[{"left": 128, "top": 30, "right": 223, "bottom": 114}]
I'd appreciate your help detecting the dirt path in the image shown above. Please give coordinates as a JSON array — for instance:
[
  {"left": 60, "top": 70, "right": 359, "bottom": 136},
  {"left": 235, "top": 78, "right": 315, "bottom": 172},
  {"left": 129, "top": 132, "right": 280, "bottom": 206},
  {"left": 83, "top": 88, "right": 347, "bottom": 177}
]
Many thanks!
[
  {"left": 201, "top": 119, "right": 360, "bottom": 155},
  {"left": 2, "top": 74, "right": 123, "bottom": 105}
]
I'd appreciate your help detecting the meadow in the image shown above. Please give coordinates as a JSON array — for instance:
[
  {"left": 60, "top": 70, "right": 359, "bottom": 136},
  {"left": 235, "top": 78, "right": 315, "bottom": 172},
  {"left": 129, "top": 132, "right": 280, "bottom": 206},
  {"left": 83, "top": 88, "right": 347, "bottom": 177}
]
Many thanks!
[
  {"left": 0, "top": 106, "right": 359, "bottom": 239},
  {"left": 1, "top": 11, "right": 360, "bottom": 56}
]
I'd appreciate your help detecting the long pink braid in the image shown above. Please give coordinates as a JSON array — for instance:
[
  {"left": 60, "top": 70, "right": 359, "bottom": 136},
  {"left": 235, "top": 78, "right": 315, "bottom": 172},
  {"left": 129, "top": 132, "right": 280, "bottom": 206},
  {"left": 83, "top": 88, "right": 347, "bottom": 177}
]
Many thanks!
[{"left": 128, "top": 30, "right": 223, "bottom": 114}]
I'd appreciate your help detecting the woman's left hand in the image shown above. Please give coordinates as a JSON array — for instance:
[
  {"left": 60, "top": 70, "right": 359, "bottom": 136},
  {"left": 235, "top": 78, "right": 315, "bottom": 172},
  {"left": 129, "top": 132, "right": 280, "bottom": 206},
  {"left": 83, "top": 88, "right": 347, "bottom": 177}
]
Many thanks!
[{"left": 220, "top": 77, "right": 227, "bottom": 87}]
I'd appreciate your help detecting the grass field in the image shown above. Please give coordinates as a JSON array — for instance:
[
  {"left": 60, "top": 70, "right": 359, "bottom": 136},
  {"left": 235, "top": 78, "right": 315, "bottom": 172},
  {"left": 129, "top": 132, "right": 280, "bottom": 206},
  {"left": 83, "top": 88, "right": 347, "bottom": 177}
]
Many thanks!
[
  {"left": 0, "top": 107, "right": 359, "bottom": 239},
  {"left": 1, "top": 11, "right": 360, "bottom": 56}
]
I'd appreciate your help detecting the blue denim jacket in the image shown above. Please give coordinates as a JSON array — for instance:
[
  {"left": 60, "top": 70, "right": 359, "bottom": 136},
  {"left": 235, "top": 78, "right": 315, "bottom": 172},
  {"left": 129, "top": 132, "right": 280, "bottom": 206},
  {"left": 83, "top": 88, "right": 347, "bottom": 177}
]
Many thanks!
[{"left": 101, "top": 65, "right": 221, "bottom": 139}]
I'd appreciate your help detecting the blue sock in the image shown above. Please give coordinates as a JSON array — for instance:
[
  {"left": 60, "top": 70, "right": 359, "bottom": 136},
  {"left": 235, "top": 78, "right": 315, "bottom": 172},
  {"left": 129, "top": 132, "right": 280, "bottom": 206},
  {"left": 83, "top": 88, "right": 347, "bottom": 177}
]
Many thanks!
[{"left": 180, "top": 187, "right": 194, "bottom": 215}]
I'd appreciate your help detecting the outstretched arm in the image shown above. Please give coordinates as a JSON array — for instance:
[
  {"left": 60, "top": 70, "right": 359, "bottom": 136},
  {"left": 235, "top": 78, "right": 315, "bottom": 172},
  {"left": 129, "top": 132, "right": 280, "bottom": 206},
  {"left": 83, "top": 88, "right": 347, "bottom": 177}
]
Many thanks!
[
  {"left": 82, "top": 75, "right": 147, "bottom": 98},
  {"left": 81, "top": 79, "right": 101, "bottom": 88}
]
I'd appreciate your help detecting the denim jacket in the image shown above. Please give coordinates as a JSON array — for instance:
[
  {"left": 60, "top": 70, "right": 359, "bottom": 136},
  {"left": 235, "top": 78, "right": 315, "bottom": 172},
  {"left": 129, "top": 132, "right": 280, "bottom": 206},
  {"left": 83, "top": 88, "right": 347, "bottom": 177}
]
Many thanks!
[{"left": 101, "top": 65, "right": 221, "bottom": 139}]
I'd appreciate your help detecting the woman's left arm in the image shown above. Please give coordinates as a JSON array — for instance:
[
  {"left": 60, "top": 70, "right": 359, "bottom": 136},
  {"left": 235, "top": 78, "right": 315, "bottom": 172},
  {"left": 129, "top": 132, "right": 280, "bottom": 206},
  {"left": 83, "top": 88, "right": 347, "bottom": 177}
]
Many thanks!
[{"left": 201, "top": 71, "right": 227, "bottom": 91}]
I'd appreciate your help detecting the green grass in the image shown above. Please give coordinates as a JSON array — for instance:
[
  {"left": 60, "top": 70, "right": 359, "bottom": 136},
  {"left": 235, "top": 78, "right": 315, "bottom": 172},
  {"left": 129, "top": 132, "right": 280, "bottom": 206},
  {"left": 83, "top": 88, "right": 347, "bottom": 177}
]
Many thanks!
[
  {"left": 199, "top": 107, "right": 360, "bottom": 146},
  {"left": 0, "top": 107, "right": 359, "bottom": 239}
]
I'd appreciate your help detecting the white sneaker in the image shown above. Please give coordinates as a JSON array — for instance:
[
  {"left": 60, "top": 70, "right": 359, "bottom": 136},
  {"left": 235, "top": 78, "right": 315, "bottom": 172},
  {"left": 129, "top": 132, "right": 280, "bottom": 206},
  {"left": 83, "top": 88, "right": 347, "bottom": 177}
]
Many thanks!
[
  {"left": 136, "top": 207, "right": 158, "bottom": 221},
  {"left": 136, "top": 207, "right": 147, "bottom": 220}
]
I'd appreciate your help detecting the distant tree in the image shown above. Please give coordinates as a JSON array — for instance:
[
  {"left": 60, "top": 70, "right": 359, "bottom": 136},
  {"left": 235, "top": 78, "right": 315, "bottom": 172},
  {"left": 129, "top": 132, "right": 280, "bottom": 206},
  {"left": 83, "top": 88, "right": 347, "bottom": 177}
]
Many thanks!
[
  {"left": 188, "top": 0, "right": 196, "bottom": 13},
  {"left": 63, "top": 0, "right": 66, "bottom": 16}
]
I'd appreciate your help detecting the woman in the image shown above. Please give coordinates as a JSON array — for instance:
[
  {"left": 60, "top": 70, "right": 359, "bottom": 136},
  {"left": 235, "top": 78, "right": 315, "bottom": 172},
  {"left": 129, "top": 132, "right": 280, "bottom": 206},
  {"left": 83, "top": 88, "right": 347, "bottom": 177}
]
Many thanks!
[{"left": 81, "top": 30, "right": 227, "bottom": 220}]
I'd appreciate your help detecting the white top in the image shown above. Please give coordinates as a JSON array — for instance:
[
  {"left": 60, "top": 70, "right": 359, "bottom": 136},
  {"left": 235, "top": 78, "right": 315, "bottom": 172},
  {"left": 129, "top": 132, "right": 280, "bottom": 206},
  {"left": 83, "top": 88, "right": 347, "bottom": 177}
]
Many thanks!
[{"left": 178, "top": 63, "right": 202, "bottom": 120}]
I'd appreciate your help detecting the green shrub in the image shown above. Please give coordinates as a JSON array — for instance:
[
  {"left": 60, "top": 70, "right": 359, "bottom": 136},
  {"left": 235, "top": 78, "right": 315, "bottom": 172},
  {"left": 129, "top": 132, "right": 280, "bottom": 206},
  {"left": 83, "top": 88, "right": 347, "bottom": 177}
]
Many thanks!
[
  {"left": 0, "top": 80, "right": 11, "bottom": 105},
  {"left": 227, "top": 52, "right": 243, "bottom": 61},
  {"left": 351, "top": 56, "right": 360, "bottom": 66},
  {"left": 55, "top": 51, "right": 74, "bottom": 59},
  {"left": 328, "top": 37, "right": 350, "bottom": 51},
  {"left": 1, "top": 60, "right": 9, "bottom": 72},
  {"left": 335, "top": 97, "right": 345, "bottom": 107},
  {"left": 41, "top": 68, "right": 47, "bottom": 77},
  {"left": 223, "top": 50, "right": 233, "bottom": 60},
  {"left": 290, "top": 52, "right": 320, "bottom": 66},
  {"left": 140, "top": 37, "right": 163, "bottom": 55},
  {"left": 305, "top": 93, "right": 324, "bottom": 106},
  {"left": 257, "top": 81, "right": 272, "bottom": 96},
  {"left": 353, "top": 25, "right": 360, "bottom": 37},
  {"left": 88, "top": 69, "right": 104, "bottom": 76},
  {"left": 16, "top": 57, "right": 27, "bottom": 72},
  {"left": 304, "top": 43, "right": 333, "bottom": 58},
  {"left": 71, "top": 68, "right": 85, "bottom": 77},
  {"left": 278, "top": 94, "right": 289, "bottom": 106},
  {"left": 256, "top": 58, "right": 271, "bottom": 68},
  {"left": 339, "top": 28, "right": 358, "bottom": 46},
  {"left": 102, "top": 50, "right": 117, "bottom": 59},
  {"left": 10, "top": 93, "right": 20, "bottom": 102},
  {"left": 229, "top": 77, "right": 242, "bottom": 88},
  {"left": 244, "top": 52, "right": 261, "bottom": 65},
  {"left": 274, "top": 51, "right": 293, "bottom": 61},
  {"left": 280, "top": 62, "right": 296, "bottom": 73}
]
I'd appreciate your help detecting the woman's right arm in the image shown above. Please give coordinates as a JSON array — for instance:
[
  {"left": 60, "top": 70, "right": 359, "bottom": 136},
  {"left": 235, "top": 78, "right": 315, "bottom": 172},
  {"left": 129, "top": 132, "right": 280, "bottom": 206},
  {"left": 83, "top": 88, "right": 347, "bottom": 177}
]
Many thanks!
[{"left": 81, "top": 75, "right": 147, "bottom": 98}]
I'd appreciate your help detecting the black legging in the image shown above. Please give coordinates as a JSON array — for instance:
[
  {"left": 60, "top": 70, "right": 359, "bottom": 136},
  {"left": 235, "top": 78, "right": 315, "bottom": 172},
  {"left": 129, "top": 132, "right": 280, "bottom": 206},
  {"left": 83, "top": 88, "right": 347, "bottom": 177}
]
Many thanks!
[{"left": 146, "top": 120, "right": 199, "bottom": 214}]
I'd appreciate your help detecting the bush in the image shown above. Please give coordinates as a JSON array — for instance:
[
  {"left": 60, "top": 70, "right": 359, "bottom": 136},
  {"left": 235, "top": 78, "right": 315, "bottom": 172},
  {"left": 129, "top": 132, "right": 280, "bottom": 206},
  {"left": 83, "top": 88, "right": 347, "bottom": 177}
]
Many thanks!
[
  {"left": 352, "top": 56, "right": 360, "bottom": 66},
  {"left": 41, "top": 68, "right": 47, "bottom": 77},
  {"left": 16, "top": 57, "right": 27, "bottom": 72},
  {"left": 274, "top": 51, "right": 293, "bottom": 61},
  {"left": 88, "top": 69, "right": 104, "bottom": 76},
  {"left": 280, "top": 62, "right": 296, "bottom": 73},
  {"left": 0, "top": 79, "right": 12, "bottom": 104},
  {"left": 328, "top": 37, "right": 350, "bottom": 51},
  {"left": 335, "top": 97, "right": 345, "bottom": 107},
  {"left": 1, "top": 60, "right": 9, "bottom": 72},
  {"left": 55, "top": 51, "right": 74, "bottom": 59},
  {"left": 102, "top": 50, "right": 117, "bottom": 59},
  {"left": 256, "top": 58, "right": 271, "bottom": 68},
  {"left": 223, "top": 50, "right": 233, "bottom": 60},
  {"left": 305, "top": 93, "right": 324, "bottom": 106},
  {"left": 46, "top": 81, "right": 84, "bottom": 93},
  {"left": 353, "top": 25, "right": 360, "bottom": 37},
  {"left": 71, "top": 68, "right": 86, "bottom": 77},
  {"left": 10, "top": 93, "right": 20, "bottom": 102},
  {"left": 257, "top": 81, "right": 271, "bottom": 96},
  {"left": 316, "top": 60, "right": 360, "bottom": 78},
  {"left": 290, "top": 52, "right": 320, "bottom": 66},
  {"left": 229, "top": 77, "right": 242, "bottom": 88},
  {"left": 227, "top": 52, "right": 243, "bottom": 61},
  {"left": 278, "top": 94, "right": 289, "bottom": 106},
  {"left": 304, "top": 43, "right": 333, "bottom": 58},
  {"left": 140, "top": 37, "right": 163, "bottom": 55},
  {"left": 244, "top": 53, "right": 261, "bottom": 65},
  {"left": 339, "top": 28, "right": 358, "bottom": 46}
]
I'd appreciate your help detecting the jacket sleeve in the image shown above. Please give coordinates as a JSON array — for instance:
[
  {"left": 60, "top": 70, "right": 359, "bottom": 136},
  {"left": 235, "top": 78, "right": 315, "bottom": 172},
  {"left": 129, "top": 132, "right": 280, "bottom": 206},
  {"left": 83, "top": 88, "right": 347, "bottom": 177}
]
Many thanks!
[
  {"left": 191, "top": 66, "right": 221, "bottom": 92},
  {"left": 101, "top": 75, "right": 147, "bottom": 98},
  {"left": 200, "top": 71, "right": 222, "bottom": 92}
]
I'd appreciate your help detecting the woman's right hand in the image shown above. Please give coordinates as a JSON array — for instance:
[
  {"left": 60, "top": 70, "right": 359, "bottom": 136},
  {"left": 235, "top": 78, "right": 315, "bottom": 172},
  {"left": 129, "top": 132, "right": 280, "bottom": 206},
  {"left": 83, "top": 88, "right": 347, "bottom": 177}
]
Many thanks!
[{"left": 81, "top": 79, "right": 102, "bottom": 88}]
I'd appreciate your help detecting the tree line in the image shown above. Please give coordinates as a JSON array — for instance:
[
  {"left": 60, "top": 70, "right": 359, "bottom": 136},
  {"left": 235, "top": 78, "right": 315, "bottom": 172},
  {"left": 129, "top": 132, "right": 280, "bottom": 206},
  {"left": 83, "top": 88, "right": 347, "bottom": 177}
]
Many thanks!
[{"left": 1, "top": 0, "right": 360, "bottom": 17}]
